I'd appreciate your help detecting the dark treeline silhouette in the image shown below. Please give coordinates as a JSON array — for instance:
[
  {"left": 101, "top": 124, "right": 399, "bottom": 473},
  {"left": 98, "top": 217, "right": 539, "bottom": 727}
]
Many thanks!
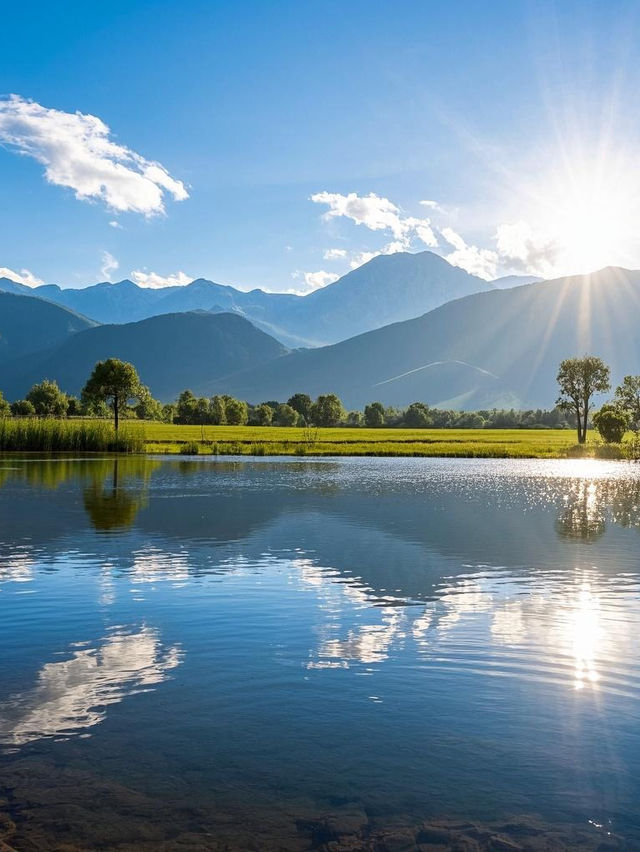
[
  {"left": 0, "top": 378, "right": 574, "bottom": 430},
  {"left": 2, "top": 356, "right": 639, "bottom": 438}
]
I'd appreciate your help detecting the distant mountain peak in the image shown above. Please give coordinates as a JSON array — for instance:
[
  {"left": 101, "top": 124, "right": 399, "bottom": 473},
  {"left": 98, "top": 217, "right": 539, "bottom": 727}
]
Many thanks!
[{"left": 4, "top": 250, "right": 496, "bottom": 346}]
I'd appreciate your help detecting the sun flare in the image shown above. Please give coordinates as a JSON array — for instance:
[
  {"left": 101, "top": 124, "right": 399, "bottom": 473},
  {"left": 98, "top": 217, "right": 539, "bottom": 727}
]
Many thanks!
[{"left": 525, "top": 152, "right": 640, "bottom": 276}]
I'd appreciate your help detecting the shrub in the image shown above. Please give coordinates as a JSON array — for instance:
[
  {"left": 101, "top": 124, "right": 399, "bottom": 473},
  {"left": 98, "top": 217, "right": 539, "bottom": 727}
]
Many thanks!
[
  {"left": 11, "top": 400, "right": 36, "bottom": 416},
  {"left": 179, "top": 441, "right": 200, "bottom": 455},
  {"left": 26, "top": 379, "right": 68, "bottom": 417},
  {"left": 593, "top": 404, "right": 629, "bottom": 443}
]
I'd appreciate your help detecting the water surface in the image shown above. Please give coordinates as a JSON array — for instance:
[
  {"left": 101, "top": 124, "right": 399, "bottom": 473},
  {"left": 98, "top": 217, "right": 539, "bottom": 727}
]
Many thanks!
[{"left": 0, "top": 456, "right": 639, "bottom": 850}]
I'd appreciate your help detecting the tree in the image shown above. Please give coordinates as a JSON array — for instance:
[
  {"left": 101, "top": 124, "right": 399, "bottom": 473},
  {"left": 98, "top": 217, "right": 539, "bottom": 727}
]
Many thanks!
[
  {"left": 310, "top": 394, "right": 344, "bottom": 427},
  {"left": 66, "top": 396, "right": 83, "bottom": 417},
  {"left": 209, "top": 395, "right": 227, "bottom": 425},
  {"left": 225, "top": 398, "right": 248, "bottom": 425},
  {"left": 364, "top": 401, "right": 385, "bottom": 427},
  {"left": 176, "top": 390, "right": 198, "bottom": 424},
  {"left": 162, "top": 403, "right": 177, "bottom": 423},
  {"left": 26, "top": 379, "right": 68, "bottom": 417},
  {"left": 0, "top": 391, "right": 10, "bottom": 418},
  {"left": 456, "top": 412, "right": 485, "bottom": 429},
  {"left": 346, "top": 410, "right": 363, "bottom": 426},
  {"left": 431, "top": 408, "right": 456, "bottom": 428},
  {"left": 134, "top": 385, "right": 163, "bottom": 421},
  {"left": 404, "top": 402, "right": 432, "bottom": 428},
  {"left": 11, "top": 399, "right": 36, "bottom": 416},
  {"left": 86, "top": 399, "right": 111, "bottom": 419},
  {"left": 556, "top": 356, "right": 610, "bottom": 444},
  {"left": 593, "top": 404, "right": 629, "bottom": 443},
  {"left": 82, "top": 359, "right": 142, "bottom": 432},
  {"left": 195, "top": 397, "right": 210, "bottom": 425},
  {"left": 287, "top": 393, "right": 312, "bottom": 422},
  {"left": 252, "top": 403, "right": 273, "bottom": 425},
  {"left": 274, "top": 403, "right": 297, "bottom": 426},
  {"left": 614, "top": 375, "right": 640, "bottom": 431}
]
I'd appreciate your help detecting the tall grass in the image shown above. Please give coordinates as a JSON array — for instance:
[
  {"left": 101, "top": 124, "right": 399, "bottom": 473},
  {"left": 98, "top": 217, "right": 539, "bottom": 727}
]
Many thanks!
[{"left": 0, "top": 418, "right": 144, "bottom": 453}]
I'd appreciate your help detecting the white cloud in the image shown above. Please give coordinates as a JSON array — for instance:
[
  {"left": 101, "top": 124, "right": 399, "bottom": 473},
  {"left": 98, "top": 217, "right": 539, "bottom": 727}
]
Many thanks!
[
  {"left": 131, "top": 269, "right": 194, "bottom": 289},
  {"left": 406, "top": 217, "right": 438, "bottom": 247},
  {"left": 494, "top": 221, "right": 559, "bottom": 277},
  {"left": 291, "top": 269, "right": 339, "bottom": 294},
  {"left": 0, "top": 266, "right": 43, "bottom": 287},
  {"left": 441, "top": 227, "right": 498, "bottom": 279},
  {"left": 311, "top": 191, "right": 438, "bottom": 249},
  {"left": 0, "top": 95, "right": 189, "bottom": 216},
  {"left": 108, "top": 220, "right": 122, "bottom": 229},
  {"left": 309, "top": 190, "right": 578, "bottom": 283},
  {"left": 100, "top": 251, "right": 119, "bottom": 281},
  {"left": 440, "top": 227, "right": 466, "bottom": 251},
  {"left": 323, "top": 247, "right": 348, "bottom": 260},
  {"left": 312, "top": 191, "right": 405, "bottom": 237},
  {"left": 349, "top": 250, "right": 380, "bottom": 268},
  {"left": 349, "top": 240, "right": 408, "bottom": 269}
]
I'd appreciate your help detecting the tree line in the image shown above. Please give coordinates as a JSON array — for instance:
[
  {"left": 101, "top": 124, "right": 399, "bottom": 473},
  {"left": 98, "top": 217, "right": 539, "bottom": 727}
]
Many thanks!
[{"left": 1, "top": 356, "right": 639, "bottom": 443}]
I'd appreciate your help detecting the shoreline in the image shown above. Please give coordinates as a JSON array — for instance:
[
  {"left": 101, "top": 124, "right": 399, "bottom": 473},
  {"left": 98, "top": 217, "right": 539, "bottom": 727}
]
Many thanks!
[{"left": 1, "top": 423, "right": 637, "bottom": 460}]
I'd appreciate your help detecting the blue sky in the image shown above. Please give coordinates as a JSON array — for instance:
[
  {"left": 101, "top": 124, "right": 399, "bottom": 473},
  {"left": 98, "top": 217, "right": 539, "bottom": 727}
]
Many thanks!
[{"left": 2, "top": 0, "right": 640, "bottom": 291}]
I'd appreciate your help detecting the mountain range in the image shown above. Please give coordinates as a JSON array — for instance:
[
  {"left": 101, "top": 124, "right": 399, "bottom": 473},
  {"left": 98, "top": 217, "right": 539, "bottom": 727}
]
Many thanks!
[
  {"left": 206, "top": 267, "right": 640, "bottom": 409},
  {"left": 0, "top": 251, "right": 497, "bottom": 347},
  {"left": 0, "top": 299, "right": 286, "bottom": 401},
  {"left": 1, "top": 253, "right": 638, "bottom": 410}
]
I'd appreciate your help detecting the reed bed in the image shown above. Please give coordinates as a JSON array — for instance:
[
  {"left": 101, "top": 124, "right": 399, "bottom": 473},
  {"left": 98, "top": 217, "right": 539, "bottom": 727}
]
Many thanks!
[{"left": 0, "top": 418, "right": 144, "bottom": 453}]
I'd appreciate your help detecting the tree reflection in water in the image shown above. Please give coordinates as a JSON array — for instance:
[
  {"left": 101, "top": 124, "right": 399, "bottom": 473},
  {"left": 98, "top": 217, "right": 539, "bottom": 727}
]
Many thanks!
[
  {"left": 555, "top": 476, "right": 640, "bottom": 542},
  {"left": 83, "top": 459, "right": 149, "bottom": 532}
]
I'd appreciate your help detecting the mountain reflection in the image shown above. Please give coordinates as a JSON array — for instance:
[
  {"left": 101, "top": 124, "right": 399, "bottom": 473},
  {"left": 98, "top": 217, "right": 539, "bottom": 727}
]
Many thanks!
[
  {"left": 1, "top": 458, "right": 639, "bottom": 700},
  {"left": 301, "top": 559, "right": 639, "bottom": 698},
  {"left": 0, "top": 627, "right": 182, "bottom": 746}
]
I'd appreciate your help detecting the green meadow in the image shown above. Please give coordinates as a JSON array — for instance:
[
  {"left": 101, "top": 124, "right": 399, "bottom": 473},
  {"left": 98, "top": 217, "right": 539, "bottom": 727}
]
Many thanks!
[
  {"left": 1, "top": 419, "right": 634, "bottom": 458},
  {"left": 132, "top": 422, "right": 628, "bottom": 459}
]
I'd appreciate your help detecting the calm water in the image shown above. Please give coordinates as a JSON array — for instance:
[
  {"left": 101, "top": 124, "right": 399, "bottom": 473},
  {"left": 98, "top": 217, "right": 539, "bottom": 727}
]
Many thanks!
[{"left": 0, "top": 456, "right": 639, "bottom": 850}]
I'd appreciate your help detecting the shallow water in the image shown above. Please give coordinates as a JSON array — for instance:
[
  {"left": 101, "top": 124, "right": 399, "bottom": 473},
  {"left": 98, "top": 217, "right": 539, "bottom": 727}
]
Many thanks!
[{"left": 0, "top": 455, "right": 639, "bottom": 850}]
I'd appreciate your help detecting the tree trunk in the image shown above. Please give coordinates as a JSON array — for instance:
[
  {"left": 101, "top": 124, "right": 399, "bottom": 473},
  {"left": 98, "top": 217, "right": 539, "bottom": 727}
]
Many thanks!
[
  {"left": 114, "top": 397, "right": 119, "bottom": 433},
  {"left": 582, "top": 400, "right": 589, "bottom": 445},
  {"left": 575, "top": 404, "right": 583, "bottom": 443}
]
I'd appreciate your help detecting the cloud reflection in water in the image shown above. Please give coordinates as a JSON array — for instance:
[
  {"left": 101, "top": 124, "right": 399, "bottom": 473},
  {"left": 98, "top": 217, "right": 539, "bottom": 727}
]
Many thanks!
[{"left": 0, "top": 627, "right": 182, "bottom": 746}]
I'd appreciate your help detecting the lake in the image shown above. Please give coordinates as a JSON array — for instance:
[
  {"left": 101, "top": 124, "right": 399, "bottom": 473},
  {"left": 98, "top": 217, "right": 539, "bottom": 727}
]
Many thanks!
[{"left": 0, "top": 456, "right": 639, "bottom": 851}]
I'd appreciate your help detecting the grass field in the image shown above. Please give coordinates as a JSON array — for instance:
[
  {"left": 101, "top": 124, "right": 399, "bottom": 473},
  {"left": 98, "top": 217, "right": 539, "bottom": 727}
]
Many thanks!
[{"left": 120, "top": 422, "right": 633, "bottom": 459}]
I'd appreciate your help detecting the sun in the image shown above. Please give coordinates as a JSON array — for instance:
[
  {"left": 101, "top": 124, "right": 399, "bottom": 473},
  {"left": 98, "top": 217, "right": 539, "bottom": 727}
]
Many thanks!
[
  {"left": 548, "top": 171, "right": 635, "bottom": 273},
  {"left": 518, "top": 148, "right": 640, "bottom": 276}
]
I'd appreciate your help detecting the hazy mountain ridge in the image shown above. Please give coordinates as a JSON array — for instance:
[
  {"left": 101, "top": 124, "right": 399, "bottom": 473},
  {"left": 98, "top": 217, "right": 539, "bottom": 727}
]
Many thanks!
[
  {"left": 3, "top": 262, "right": 638, "bottom": 411},
  {"left": 2, "top": 311, "right": 288, "bottom": 401},
  {"left": 203, "top": 267, "right": 640, "bottom": 409},
  {"left": 0, "top": 252, "right": 499, "bottom": 346},
  {"left": 0, "top": 291, "right": 97, "bottom": 364}
]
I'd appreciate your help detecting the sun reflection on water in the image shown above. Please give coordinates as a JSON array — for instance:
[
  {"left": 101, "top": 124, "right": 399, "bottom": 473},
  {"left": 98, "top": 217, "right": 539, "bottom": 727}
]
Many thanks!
[{"left": 565, "top": 579, "right": 601, "bottom": 690}]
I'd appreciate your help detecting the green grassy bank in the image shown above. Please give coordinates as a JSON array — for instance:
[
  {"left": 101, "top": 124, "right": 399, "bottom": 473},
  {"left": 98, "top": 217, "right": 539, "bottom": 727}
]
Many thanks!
[
  {"left": 0, "top": 418, "right": 144, "bottom": 453},
  {"left": 1, "top": 420, "right": 636, "bottom": 459},
  {"left": 134, "top": 423, "right": 634, "bottom": 459}
]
